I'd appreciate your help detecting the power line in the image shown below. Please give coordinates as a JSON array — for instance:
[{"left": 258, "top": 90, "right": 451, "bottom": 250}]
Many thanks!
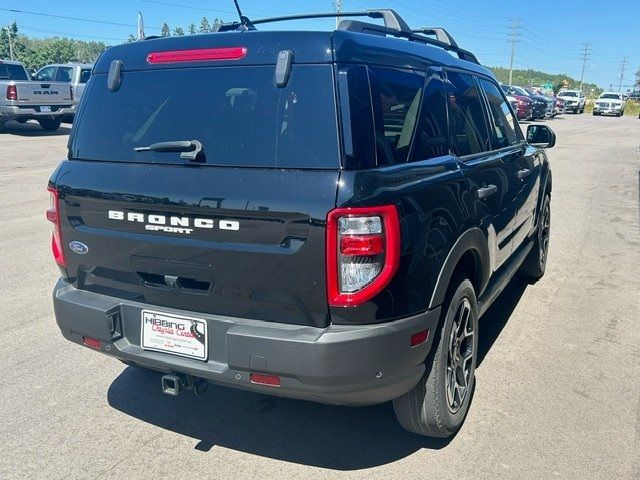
[
  {"left": 0, "top": 7, "right": 161, "bottom": 30},
  {"left": 579, "top": 43, "right": 590, "bottom": 91},
  {"left": 508, "top": 18, "right": 521, "bottom": 85},
  {"left": 618, "top": 57, "right": 627, "bottom": 92}
]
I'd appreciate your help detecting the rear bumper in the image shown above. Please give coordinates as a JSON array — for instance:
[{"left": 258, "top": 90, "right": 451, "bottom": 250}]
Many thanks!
[
  {"left": 53, "top": 279, "right": 440, "bottom": 406},
  {"left": 0, "top": 104, "right": 71, "bottom": 121}
]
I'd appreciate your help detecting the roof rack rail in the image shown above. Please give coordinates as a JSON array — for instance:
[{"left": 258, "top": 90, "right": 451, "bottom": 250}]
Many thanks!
[{"left": 211, "top": 9, "right": 479, "bottom": 65}]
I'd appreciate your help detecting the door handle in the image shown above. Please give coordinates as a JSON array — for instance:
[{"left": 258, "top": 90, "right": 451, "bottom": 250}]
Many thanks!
[
  {"left": 517, "top": 168, "right": 531, "bottom": 180},
  {"left": 476, "top": 184, "right": 498, "bottom": 199}
]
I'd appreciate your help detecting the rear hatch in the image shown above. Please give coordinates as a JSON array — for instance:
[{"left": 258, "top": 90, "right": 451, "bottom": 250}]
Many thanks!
[{"left": 53, "top": 35, "right": 341, "bottom": 328}]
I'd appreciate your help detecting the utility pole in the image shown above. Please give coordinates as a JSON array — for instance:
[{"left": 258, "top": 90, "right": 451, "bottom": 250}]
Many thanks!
[
  {"left": 333, "top": 0, "right": 343, "bottom": 29},
  {"left": 618, "top": 57, "right": 627, "bottom": 92},
  {"left": 507, "top": 18, "right": 521, "bottom": 85},
  {"left": 578, "top": 43, "right": 590, "bottom": 91},
  {"left": 5, "top": 23, "right": 14, "bottom": 60}
]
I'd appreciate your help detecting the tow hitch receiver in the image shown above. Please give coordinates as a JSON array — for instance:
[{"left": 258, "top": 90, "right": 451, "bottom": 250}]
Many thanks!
[{"left": 161, "top": 374, "right": 208, "bottom": 396}]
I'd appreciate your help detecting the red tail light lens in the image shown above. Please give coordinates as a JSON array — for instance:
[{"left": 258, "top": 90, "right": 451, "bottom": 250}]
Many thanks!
[
  {"left": 147, "top": 47, "right": 247, "bottom": 64},
  {"left": 46, "top": 187, "right": 66, "bottom": 267},
  {"left": 6, "top": 85, "right": 17, "bottom": 101},
  {"left": 326, "top": 205, "right": 400, "bottom": 307}
]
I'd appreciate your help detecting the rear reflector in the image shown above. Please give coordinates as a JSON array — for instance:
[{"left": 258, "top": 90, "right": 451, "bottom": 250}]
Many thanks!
[
  {"left": 250, "top": 373, "right": 281, "bottom": 387},
  {"left": 340, "top": 235, "right": 384, "bottom": 256},
  {"left": 410, "top": 329, "right": 430, "bottom": 347},
  {"left": 147, "top": 47, "right": 247, "bottom": 64},
  {"left": 6, "top": 84, "right": 17, "bottom": 101},
  {"left": 83, "top": 337, "right": 101, "bottom": 349}
]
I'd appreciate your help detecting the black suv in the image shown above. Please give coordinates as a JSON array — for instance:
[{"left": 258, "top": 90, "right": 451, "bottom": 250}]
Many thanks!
[{"left": 49, "top": 10, "right": 555, "bottom": 437}]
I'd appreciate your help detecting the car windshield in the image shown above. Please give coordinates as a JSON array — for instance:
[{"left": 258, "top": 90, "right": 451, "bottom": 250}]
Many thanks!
[
  {"left": 560, "top": 91, "right": 577, "bottom": 97},
  {"left": 510, "top": 86, "right": 527, "bottom": 96},
  {"left": 600, "top": 93, "right": 620, "bottom": 99}
]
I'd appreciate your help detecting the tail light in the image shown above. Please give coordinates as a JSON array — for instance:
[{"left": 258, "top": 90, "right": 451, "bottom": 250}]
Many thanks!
[
  {"left": 70, "top": 85, "right": 74, "bottom": 101},
  {"left": 46, "top": 187, "right": 66, "bottom": 267},
  {"left": 326, "top": 205, "right": 400, "bottom": 307},
  {"left": 6, "top": 85, "right": 17, "bottom": 101},
  {"left": 147, "top": 47, "right": 247, "bottom": 64}
]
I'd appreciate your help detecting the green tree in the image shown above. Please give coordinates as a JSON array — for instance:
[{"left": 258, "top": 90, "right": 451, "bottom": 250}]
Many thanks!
[
  {"left": 188, "top": 23, "right": 197, "bottom": 35},
  {"left": 161, "top": 23, "right": 171, "bottom": 37},
  {"left": 173, "top": 27, "right": 184, "bottom": 36},
  {"left": 0, "top": 22, "right": 21, "bottom": 60},
  {"left": 199, "top": 17, "right": 210, "bottom": 33}
]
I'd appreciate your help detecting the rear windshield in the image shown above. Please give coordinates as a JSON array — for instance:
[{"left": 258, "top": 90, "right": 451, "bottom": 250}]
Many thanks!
[
  {"left": 0, "top": 63, "right": 28, "bottom": 80},
  {"left": 71, "top": 65, "right": 339, "bottom": 169},
  {"left": 560, "top": 91, "right": 577, "bottom": 97},
  {"left": 600, "top": 93, "right": 620, "bottom": 99}
]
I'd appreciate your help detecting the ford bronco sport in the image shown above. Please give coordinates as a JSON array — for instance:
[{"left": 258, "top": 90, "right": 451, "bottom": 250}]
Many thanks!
[{"left": 49, "top": 10, "right": 555, "bottom": 437}]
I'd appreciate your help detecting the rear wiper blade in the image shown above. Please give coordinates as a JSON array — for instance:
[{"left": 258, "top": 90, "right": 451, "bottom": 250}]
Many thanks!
[{"left": 134, "top": 140, "right": 204, "bottom": 161}]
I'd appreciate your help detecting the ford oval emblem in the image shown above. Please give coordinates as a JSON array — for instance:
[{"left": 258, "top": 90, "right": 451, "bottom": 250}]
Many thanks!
[{"left": 69, "top": 241, "right": 89, "bottom": 255}]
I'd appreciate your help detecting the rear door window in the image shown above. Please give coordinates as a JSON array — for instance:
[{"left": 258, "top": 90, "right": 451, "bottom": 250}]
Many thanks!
[
  {"left": 71, "top": 65, "right": 340, "bottom": 169},
  {"left": 444, "top": 71, "right": 491, "bottom": 157},
  {"left": 478, "top": 78, "right": 521, "bottom": 149},
  {"left": 55, "top": 67, "right": 73, "bottom": 82},
  {"left": 79, "top": 69, "right": 91, "bottom": 83}
]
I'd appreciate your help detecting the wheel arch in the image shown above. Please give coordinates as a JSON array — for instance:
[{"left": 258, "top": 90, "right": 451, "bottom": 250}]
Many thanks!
[{"left": 428, "top": 228, "right": 490, "bottom": 309}]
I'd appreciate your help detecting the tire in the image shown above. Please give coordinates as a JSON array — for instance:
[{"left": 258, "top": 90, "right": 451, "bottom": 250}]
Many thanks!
[
  {"left": 593, "top": 112, "right": 599, "bottom": 116},
  {"left": 519, "top": 193, "right": 551, "bottom": 281},
  {"left": 393, "top": 277, "right": 478, "bottom": 437},
  {"left": 38, "top": 118, "right": 62, "bottom": 131}
]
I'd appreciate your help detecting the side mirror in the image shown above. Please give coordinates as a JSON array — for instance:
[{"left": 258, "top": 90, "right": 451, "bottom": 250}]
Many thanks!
[{"left": 527, "top": 124, "right": 556, "bottom": 148}]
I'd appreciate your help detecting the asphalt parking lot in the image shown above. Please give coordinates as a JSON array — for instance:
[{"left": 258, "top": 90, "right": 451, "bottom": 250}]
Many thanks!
[{"left": 0, "top": 115, "right": 638, "bottom": 479}]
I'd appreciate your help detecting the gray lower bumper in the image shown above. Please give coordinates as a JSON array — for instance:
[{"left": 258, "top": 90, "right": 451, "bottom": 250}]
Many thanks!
[
  {"left": 0, "top": 105, "right": 70, "bottom": 121},
  {"left": 53, "top": 279, "right": 441, "bottom": 406}
]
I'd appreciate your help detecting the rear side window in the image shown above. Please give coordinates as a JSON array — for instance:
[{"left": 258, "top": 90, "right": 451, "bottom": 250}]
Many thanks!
[
  {"left": 410, "top": 71, "right": 448, "bottom": 161},
  {"left": 478, "top": 78, "right": 521, "bottom": 149},
  {"left": 445, "top": 71, "right": 490, "bottom": 157},
  {"left": 55, "top": 67, "right": 73, "bottom": 82},
  {"left": 71, "top": 65, "right": 340, "bottom": 168},
  {"left": 79, "top": 69, "right": 91, "bottom": 83},
  {"left": 0, "top": 63, "right": 29, "bottom": 80},
  {"left": 368, "top": 67, "right": 424, "bottom": 165},
  {"left": 35, "top": 66, "right": 55, "bottom": 82}
]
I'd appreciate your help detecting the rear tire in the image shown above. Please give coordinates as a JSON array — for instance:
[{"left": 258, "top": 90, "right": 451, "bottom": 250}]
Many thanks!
[
  {"left": 393, "top": 277, "right": 478, "bottom": 437},
  {"left": 519, "top": 193, "right": 551, "bottom": 281},
  {"left": 38, "top": 118, "right": 61, "bottom": 131}
]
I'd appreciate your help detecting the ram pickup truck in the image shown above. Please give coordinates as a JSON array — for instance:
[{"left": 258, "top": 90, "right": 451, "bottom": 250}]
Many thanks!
[
  {"left": 557, "top": 90, "right": 585, "bottom": 114},
  {"left": 49, "top": 9, "right": 555, "bottom": 438},
  {"left": 33, "top": 63, "right": 93, "bottom": 122},
  {"left": 593, "top": 92, "right": 626, "bottom": 116},
  {"left": 0, "top": 60, "right": 72, "bottom": 131}
]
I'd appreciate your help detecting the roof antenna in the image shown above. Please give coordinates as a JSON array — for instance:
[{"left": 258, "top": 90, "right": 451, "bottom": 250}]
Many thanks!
[{"left": 232, "top": 0, "right": 255, "bottom": 30}]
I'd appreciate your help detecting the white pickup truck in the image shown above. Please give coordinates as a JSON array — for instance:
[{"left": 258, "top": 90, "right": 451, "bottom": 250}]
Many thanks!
[
  {"left": 593, "top": 92, "right": 626, "bottom": 117},
  {"left": 557, "top": 89, "right": 586, "bottom": 114},
  {"left": 0, "top": 60, "right": 73, "bottom": 131}
]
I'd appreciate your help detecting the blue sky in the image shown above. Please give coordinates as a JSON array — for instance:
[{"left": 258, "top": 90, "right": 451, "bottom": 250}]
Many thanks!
[{"left": 1, "top": 0, "right": 638, "bottom": 90}]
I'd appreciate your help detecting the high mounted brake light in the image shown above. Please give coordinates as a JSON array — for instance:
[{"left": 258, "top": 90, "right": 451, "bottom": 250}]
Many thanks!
[
  {"left": 326, "top": 205, "right": 400, "bottom": 307},
  {"left": 146, "top": 47, "right": 247, "bottom": 64},
  {"left": 46, "top": 187, "right": 66, "bottom": 267}
]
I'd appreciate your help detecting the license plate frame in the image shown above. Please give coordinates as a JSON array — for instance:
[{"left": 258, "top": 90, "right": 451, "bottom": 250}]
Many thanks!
[
  {"left": 40, "top": 106, "right": 52, "bottom": 113},
  {"left": 140, "top": 309, "right": 208, "bottom": 361}
]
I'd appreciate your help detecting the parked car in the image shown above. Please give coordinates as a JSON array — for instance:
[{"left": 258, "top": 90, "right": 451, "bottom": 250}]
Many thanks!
[
  {"left": 48, "top": 9, "right": 555, "bottom": 438},
  {"left": 523, "top": 87, "right": 554, "bottom": 118},
  {"left": 557, "top": 90, "right": 585, "bottom": 113},
  {"left": 626, "top": 90, "right": 640, "bottom": 101},
  {"left": 0, "top": 60, "right": 73, "bottom": 131},
  {"left": 593, "top": 92, "right": 626, "bottom": 116},
  {"left": 33, "top": 63, "right": 93, "bottom": 122},
  {"left": 501, "top": 85, "right": 539, "bottom": 119},
  {"left": 554, "top": 96, "right": 565, "bottom": 116}
]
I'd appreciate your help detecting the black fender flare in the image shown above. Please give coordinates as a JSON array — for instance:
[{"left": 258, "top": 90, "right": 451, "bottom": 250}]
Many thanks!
[{"left": 428, "top": 227, "right": 491, "bottom": 309}]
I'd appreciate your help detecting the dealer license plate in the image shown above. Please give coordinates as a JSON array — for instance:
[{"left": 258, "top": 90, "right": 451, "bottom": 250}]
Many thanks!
[{"left": 141, "top": 309, "right": 208, "bottom": 360}]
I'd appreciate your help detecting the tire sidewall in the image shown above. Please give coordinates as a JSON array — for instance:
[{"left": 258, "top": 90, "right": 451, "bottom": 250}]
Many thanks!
[{"left": 433, "top": 278, "right": 478, "bottom": 432}]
